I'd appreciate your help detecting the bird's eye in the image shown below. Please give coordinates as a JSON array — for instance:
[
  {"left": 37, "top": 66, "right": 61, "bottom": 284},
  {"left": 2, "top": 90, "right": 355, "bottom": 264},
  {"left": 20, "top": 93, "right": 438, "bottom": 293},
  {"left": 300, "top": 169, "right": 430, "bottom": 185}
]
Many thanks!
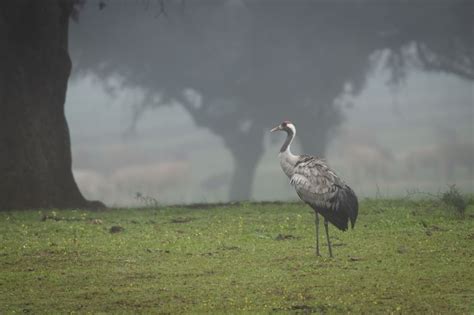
[{"left": 282, "top": 122, "right": 287, "bottom": 127}]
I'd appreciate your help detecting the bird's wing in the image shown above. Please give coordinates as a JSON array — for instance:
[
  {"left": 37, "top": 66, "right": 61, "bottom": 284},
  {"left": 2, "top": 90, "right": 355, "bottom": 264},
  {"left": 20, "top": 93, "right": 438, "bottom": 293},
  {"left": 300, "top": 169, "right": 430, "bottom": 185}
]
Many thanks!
[
  {"left": 290, "top": 155, "right": 358, "bottom": 230},
  {"left": 290, "top": 156, "right": 341, "bottom": 205}
]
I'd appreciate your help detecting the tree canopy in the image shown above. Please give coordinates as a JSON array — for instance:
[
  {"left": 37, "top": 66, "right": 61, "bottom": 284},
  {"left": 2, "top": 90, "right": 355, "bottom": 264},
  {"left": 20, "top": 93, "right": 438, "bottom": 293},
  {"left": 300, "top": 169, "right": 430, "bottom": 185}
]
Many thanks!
[{"left": 70, "top": 0, "right": 473, "bottom": 199}]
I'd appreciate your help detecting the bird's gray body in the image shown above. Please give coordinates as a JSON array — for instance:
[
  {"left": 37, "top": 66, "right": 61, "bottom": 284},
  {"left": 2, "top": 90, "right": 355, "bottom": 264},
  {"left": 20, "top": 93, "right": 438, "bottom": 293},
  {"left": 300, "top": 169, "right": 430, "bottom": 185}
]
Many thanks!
[
  {"left": 280, "top": 152, "right": 358, "bottom": 231},
  {"left": 272, "top": 120, "right": 358, "bottom": 256}
]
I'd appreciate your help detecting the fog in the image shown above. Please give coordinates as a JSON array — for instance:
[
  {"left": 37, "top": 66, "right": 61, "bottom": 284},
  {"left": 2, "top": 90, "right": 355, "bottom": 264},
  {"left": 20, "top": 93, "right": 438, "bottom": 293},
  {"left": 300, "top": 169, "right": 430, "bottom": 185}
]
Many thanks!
[{"left": 65, "top": 0, "right": 473, "bottom": 206}]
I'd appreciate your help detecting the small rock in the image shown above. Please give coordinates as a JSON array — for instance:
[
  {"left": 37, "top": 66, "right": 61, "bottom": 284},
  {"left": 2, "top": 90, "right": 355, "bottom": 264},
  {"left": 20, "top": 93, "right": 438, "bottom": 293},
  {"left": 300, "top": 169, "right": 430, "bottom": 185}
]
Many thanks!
[
  {"left": 349, "top": 256, "right": 362, "bottom": 261},
  {"left": 275, "top": 234, "right": 299, "bottom": 240},
  {"left": 397, "top": 246, "right": 408, "bottom": 254},
  {"left": 109, "top": 226, "right": 124, "bottom": 233},
  {"left": 430, "top": 225, "right": 447, "bottom": 231},
  {"left": 170, "top": 217, "right": 194, "bottom": 224},
  {"left": 219, "top": 245, "right": 240, "bottom": 251}
]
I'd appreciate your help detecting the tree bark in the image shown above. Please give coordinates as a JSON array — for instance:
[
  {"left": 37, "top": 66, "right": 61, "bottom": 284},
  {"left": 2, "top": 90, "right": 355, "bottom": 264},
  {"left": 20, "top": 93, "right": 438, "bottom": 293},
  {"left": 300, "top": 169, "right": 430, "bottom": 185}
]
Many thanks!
[
  {"left": 297, "top": 102, "right": 341, "bottom": 157},
  {"left": 228, "top": 151, "right": 261, "bottom": 201},
  {"left": 0, "top": 0, "right": 104, "bottom": 210},
  {"left": 226, "top": 128, "right": 264, "bottom": 201}
]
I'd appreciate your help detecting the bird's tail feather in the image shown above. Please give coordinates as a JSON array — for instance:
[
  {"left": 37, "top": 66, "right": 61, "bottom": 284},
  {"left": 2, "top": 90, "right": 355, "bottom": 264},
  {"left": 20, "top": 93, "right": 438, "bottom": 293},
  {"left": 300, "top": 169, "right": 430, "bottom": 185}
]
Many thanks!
[
  {"left": 340, "top": 185, "right": 358, "bottom": 229},
  {"left": 316, "top": 206, "right": 350, "bottom": 231},
  {"left": 309, "top": 185, "right": 359, "bottom": 232}
]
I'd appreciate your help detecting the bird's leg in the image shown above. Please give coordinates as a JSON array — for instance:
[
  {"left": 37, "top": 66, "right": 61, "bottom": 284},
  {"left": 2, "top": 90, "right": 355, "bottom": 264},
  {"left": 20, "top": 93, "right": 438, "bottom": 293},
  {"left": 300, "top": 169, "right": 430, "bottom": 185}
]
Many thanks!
[
  {"left": 315, "top": 212, "right": 320, "bottom": 256},
  {"left": 324, "top": 218, "right": 333, "bottom": 258}
]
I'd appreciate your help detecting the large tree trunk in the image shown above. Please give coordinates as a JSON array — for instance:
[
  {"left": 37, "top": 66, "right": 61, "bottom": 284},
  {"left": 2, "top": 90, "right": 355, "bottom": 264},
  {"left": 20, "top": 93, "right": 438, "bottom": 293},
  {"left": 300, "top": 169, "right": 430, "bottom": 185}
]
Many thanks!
[
  {"left": 0, "top": 1, "right": 103, "bottom": 210},
  {"left": 228, "top": 150, "right": 261, "bottom": 201},
  {"left": 226, "top": 127, "right": 264, "bottom": 201},
  {"left": 297, "top": 102, "right": 341, "bottom": 157},
  {"left": 298, "top": 129, "right": 329, "bottom": 158}
]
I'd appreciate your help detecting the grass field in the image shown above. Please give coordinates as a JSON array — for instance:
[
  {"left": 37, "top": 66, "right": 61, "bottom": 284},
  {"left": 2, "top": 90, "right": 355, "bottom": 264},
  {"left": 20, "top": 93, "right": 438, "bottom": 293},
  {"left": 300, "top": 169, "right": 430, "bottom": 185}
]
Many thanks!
[{"left": 1, "top": 199, "right": 473, "bottom": 313}]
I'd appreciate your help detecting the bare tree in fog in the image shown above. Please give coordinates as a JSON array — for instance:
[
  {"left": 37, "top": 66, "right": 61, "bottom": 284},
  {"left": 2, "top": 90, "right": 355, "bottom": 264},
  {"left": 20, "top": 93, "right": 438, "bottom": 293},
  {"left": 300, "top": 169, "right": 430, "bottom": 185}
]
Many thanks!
[
  {"left": 70, "top": 0, "right": 472, "bottom": 201},
  {"left": 1, "top": 1, "right": 471, "bottom": 210}
]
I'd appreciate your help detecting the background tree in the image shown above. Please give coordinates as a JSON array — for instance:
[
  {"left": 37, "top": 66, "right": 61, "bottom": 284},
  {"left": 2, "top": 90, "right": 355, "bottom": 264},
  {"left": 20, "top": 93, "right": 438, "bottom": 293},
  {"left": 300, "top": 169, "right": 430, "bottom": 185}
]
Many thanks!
[
  {"left": 0, "top": 0, "right": 471, "bottom": 209},
  {"left": 0, "top": 0, "right": 103, "bottom": 210},
  {"left": 70, "top": 0, "right": 473, "bottom": 200}
]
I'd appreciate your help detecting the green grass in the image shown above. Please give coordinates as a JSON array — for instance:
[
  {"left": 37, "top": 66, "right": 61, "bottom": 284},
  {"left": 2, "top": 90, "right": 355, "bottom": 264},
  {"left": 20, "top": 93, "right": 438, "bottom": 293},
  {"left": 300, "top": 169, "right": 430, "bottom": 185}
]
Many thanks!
[{"left": 0, "top": 199, "right": 473, "bottom": 314}]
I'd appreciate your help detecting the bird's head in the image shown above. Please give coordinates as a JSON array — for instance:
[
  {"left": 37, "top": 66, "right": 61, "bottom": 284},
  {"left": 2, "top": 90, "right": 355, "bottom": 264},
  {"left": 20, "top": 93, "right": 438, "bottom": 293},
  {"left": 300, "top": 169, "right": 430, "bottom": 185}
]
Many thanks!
[{"left": 270, "top": 120, "right": 296, "bottom": 134}]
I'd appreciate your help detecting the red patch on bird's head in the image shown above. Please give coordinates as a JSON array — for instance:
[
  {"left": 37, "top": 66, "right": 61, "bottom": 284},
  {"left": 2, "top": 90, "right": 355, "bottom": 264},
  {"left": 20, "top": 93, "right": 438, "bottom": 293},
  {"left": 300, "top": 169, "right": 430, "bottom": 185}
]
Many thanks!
[{"left": 282, "top": 120, "right": 292, "bottom": 127}]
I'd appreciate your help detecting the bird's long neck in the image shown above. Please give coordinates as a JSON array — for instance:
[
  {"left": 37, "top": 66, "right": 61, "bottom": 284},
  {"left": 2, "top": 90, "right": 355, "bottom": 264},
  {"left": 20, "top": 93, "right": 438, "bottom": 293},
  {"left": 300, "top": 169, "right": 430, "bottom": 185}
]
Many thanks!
[
  {"left": 278, "top": 127, "right": 298, "bottom": 178},
  {"left": 280, "top": 128, "right": 296, "bottom": 154}
]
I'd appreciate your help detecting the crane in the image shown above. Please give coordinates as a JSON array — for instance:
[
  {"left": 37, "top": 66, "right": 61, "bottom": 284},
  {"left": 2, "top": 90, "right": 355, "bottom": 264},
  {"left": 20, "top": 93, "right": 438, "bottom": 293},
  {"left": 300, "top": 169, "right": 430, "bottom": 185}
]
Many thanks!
[{"left": 271, "top": 121, "right": 358, "bottom": 257}]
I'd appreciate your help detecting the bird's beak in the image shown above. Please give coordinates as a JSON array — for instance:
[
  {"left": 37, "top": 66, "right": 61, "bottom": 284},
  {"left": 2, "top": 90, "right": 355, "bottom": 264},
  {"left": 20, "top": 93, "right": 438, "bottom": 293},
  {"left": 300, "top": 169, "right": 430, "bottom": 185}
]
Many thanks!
[{"left": 270, "top": 125, "right": 281, "bottom": 133}]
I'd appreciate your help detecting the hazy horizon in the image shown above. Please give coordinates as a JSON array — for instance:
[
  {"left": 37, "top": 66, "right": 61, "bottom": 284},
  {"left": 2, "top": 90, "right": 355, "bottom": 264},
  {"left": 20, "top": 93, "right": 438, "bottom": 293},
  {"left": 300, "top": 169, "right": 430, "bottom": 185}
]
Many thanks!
[
  {"left": 66, "top": 68, "right": 473, "bottom": 206},
  {"left": 65, "top": 0, "right": 473, "bottom": 206}
]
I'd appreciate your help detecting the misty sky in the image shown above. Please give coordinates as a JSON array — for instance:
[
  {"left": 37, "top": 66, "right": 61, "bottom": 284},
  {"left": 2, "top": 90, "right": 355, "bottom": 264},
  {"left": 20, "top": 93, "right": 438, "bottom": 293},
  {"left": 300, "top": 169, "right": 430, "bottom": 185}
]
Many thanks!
[
  {"left": 65, "top": 1, "right": 473, "bottom": 206},
  {"left": 66, "top": 68, "right": 473, "bottom": 206}
]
